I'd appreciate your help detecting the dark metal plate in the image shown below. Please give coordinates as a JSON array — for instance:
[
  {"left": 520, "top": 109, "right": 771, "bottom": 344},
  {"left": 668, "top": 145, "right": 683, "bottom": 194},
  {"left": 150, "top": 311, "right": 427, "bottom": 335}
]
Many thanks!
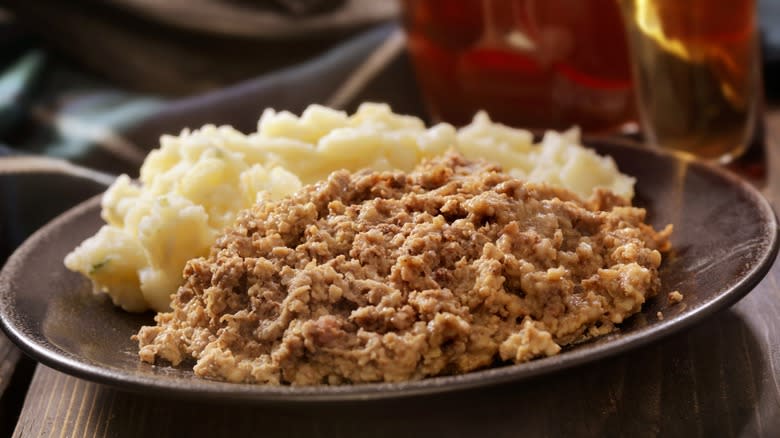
[{"left": 1, "top": 140, "right": 777, "bottom": 402}]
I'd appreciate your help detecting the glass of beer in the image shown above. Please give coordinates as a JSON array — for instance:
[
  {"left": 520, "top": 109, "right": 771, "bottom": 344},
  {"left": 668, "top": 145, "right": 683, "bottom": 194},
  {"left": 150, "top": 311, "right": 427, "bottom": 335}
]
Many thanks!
[
  {"left": 400, "top": 0, "right": 637, "bottom": 133},
  {"left": 618, "top": 0, "right": 762, "bottom": 163}
]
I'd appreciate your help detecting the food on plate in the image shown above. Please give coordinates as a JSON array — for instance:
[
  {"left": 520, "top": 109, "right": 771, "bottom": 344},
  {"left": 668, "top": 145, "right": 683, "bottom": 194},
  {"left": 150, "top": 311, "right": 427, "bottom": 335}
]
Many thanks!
[
  {"left": 668, "top": 290, "right": 684, "bottom": 303},
  {"left": 64, "top": 103, "right": 635, "bottom": 312},
  {"left": 135, "top": 154, "right": 671, "bottom": 385}
]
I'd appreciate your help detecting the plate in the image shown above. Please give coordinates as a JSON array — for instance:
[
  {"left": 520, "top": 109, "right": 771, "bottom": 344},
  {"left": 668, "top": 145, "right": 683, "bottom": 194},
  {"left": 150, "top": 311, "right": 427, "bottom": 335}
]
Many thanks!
[{"left": 1, "top": 140, "right": 777, "bottom": 402}]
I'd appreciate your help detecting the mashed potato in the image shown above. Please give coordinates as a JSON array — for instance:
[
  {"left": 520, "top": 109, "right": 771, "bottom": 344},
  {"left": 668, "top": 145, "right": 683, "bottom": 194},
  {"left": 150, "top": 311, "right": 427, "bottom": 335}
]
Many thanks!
[{"left": 64, "top": 103, "right": 635, "bottom": 312}]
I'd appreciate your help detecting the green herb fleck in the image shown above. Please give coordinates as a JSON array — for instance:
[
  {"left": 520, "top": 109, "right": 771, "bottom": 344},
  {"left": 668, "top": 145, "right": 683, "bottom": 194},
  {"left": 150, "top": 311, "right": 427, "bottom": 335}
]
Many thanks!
[{"left": 89, "top": 259, "right": 110, "bottom": 275}]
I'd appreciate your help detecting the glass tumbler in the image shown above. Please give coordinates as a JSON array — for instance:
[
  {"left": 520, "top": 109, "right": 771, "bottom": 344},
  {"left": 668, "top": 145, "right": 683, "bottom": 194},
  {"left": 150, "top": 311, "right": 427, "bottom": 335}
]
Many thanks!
[
  {"left": 401, "top": 0, "right": 637, "bottom": 133},
  {"left": 619, "top": 0, "right": 762, "bottom": 163}
]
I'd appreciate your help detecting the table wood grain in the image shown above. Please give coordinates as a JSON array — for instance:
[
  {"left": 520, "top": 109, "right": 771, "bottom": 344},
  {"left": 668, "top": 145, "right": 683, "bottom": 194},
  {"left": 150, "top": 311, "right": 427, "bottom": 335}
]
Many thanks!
[
  {"left": 0, "top": 336, "right": 21, "bottom": 398},
  {"left": 10, "top": 114, "right": 780, "bottom": 437}
]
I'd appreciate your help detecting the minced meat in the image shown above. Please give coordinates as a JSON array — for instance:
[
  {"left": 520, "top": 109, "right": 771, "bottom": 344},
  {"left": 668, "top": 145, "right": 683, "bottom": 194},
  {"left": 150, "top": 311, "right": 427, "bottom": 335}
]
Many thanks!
[{"left": 135, "top": 153, "right": 672, "bottom": 385}]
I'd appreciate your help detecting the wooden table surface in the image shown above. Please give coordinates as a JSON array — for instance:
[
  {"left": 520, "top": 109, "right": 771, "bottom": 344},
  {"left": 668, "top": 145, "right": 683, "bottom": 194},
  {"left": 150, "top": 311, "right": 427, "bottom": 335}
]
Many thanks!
[{"left": 2, "top": 114, "right": 780, "bottom": 437}]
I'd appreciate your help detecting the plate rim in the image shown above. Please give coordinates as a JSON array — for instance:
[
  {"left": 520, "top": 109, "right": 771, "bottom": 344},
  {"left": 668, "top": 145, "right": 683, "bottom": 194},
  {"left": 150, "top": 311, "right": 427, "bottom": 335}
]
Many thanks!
[{"left": 1, "top": 141, "right": 778, "bottom": 403}]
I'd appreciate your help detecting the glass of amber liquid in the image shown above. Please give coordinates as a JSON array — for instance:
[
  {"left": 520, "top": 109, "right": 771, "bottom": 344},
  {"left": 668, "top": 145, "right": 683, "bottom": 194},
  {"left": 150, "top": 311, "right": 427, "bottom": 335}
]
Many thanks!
[
  {"left": 400, "top": 0, "right": 636, "bottom": 133},
  {"left": 619, "top": 0, "right": 762, "bottom": 163}
]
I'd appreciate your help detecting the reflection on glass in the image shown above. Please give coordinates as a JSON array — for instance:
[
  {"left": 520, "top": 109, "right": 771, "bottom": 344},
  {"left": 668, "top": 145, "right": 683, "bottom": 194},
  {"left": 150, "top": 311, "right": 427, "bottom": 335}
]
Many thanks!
[{"left": 620, "top": 0, "right": 761, "bottom": 163}]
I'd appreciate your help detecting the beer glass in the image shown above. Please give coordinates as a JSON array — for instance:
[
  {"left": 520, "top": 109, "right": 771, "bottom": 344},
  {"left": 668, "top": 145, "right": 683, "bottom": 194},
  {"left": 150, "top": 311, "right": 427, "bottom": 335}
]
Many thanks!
[
  {"left": 619, "top": 0, "right": 762, "bottom": 163},
  {"left": 401, "top": 0, "right": 637, "bottom": 133}
]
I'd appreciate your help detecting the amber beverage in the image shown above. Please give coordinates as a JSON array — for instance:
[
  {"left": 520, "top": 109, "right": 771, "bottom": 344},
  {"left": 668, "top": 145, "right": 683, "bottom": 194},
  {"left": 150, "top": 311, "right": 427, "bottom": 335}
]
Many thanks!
[
  {"left": 401, "top": 0, "right": 636, "bottom": 132},
  {"left": 619, "top": 0, "right": 761, "bottom": 162}
]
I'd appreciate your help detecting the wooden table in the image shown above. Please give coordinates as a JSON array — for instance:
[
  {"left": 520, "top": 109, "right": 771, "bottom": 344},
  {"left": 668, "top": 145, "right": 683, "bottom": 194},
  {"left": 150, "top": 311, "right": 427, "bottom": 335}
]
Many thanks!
[{"left": 2, "top": 115, "right": 779, "bottom": 437}]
